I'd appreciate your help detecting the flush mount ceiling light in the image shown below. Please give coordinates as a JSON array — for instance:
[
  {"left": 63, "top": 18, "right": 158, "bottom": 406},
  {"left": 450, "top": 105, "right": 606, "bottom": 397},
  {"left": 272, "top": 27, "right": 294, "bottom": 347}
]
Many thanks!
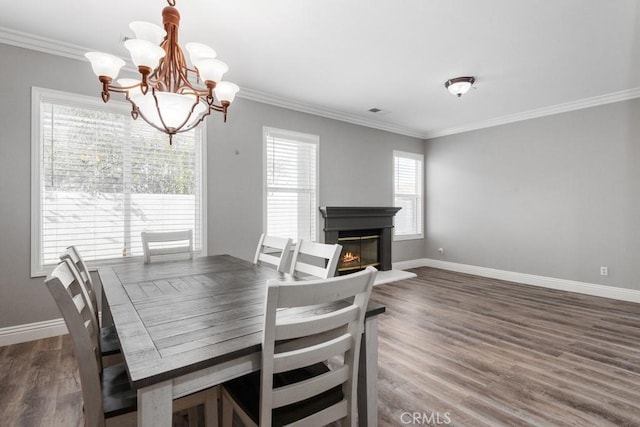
[
  {"left": 85, "top": 0, "right": 240, "bottom": 144},
  {"left": 445, "top": 76, "right": 475, "bottom": 97}
]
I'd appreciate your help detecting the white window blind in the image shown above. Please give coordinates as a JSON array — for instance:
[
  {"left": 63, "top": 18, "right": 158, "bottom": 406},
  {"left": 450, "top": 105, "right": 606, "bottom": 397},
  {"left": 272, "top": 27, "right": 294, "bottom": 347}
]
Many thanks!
[
  {"left": 394, "top": 150, "right": 424, "bottom": 240},
  {"left": 264, "top": 127, "right": 318, "bottom": 242},
  {"left": 31, "top": 88, "right": 205, "bottom": 274}
]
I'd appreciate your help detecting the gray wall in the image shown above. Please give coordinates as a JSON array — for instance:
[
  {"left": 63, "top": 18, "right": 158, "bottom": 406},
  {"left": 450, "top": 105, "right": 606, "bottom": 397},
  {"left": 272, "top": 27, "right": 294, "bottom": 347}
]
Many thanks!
[
  {"left": 425, "top": 98, "right": 640, "bottom": 290},
  {"left": 207, "top": 98, "right": 425, "bottom": 263},
  {"left": 0, "top": 43, "right": 424, "bottom": 329}
]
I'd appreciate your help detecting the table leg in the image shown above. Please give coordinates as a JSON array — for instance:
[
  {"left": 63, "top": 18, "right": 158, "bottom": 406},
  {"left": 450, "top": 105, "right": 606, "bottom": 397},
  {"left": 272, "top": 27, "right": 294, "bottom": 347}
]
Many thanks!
[
  {"left": 138, "top": 380, "right": 173, "bottom": 427},
  {"left": 358, "top": 317, "right": 379, "bottom": 427}
]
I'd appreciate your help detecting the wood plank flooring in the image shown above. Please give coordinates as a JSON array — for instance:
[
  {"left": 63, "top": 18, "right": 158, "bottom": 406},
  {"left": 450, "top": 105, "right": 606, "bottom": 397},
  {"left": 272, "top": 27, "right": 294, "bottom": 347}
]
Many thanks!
[
  {"left": 2, "top": 266, "right": 640, "bottom": 426},
  {"left": 0, "top": 334, "right": 82, "bottom": 427},
  {"left": 375, "top": 267, "right": 640, "bottom": 426}
]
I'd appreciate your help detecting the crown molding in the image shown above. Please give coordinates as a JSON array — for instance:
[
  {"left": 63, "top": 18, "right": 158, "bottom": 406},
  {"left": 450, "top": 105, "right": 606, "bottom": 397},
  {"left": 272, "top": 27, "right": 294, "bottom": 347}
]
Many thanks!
[
  {"left": 237, "top": 87, "right": 425, "bottom": 138},
  {"left": 0, "top": 26, "right": 425, "bottom": 139},
  {"left": 424, "top": 87, "right": 640, "bottom": 139},
  {"left": 0, "top": 25, "right": 89, "bottom": 61},
  {"left": 3, "top": 25, "right": 639, "bottom": 142}
]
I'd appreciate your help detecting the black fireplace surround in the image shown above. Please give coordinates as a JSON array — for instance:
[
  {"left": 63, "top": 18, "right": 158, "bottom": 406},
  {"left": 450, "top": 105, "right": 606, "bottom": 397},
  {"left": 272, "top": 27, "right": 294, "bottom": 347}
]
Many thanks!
[{"left": 319, "top": 206, "right": 401, "bottom": 272}]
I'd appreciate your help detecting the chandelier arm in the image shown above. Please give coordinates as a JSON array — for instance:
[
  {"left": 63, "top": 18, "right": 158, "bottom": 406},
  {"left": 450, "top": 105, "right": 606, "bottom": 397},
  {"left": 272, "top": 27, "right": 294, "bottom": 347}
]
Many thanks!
[
  {"left": 107, "top": 82, "right": 141, "bottom": 92},
  {"left": 222, "top": 101, "right": 229, "bottom": 122},
  {"left": 176, "top": 86, "right": 209, "bottom": 97},
  {"left": 174, "top": 108, "right": 212, "bottom": 135},
  {"left": 183, "top": 109, "right": 211, "bottom": 131},
  {"left": 208, "top": 104, "right": 226, "bottom": 112},
  {"left": 123, "top": 98, "right": 140, "bottom": 120}
]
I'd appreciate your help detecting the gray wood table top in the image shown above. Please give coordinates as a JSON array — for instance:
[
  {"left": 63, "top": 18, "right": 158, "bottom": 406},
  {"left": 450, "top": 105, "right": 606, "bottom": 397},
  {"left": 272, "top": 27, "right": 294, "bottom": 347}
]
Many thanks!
[{"left": 98, "top": 254, "right": 385, "bottom": 390}]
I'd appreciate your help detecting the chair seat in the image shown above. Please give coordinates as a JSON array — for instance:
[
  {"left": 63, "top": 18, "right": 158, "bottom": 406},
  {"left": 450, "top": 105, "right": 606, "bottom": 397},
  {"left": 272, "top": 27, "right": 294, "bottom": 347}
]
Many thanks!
[
  {"left": 102, "top": 363, "right": 137, "bottom": 419},
  {"left": 100, "top": 324, "right": 121, "bottom": 356},
  {"left": 223, "top": 363, "right": 343, "bottom": 427}
]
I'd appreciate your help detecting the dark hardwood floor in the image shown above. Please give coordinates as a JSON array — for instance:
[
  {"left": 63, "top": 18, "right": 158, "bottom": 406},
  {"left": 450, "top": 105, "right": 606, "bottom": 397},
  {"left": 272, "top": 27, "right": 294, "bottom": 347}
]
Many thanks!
[
  {"left": 376, "top": 267, "right": 640, "bottom": 427},
  {"left": 2, "top": 266, "right": 640, "bottom": 426},
  {"left": 0, "top": 333, "right": 82, "bottom": 427}
]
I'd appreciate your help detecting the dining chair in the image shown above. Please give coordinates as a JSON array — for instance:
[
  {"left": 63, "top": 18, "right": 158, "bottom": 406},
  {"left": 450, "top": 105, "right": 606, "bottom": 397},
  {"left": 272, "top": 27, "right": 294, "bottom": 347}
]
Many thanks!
[
  {"left": 141, "top": 229, "right": 193, "bottom": 263},
  {"left": 254, "top": 234, "right": 293, "bottom": 273},
  {"left": 289, "top": 240, "right": 342, "bottom": 279},
  {"left": 221, "top": 266, "right": 377, "bottom": 427},
  {"left": 60, "top": 246, "right": 121, "bottom": 361},
  {"left": 45, "top": 259, "right": 219, "bottom": 427}
]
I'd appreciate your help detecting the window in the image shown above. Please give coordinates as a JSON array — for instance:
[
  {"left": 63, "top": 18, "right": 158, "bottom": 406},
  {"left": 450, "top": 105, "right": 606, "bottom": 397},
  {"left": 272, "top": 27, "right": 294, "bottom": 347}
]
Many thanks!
[
  {"left": 393, "top": 150, "right": 424, "bottom": 240},
  {"left": 31, "top": 87, "right": 206, "bottom": 275},
  {"left": 264, "top": 127, "right": 318, "bottom": 242}
]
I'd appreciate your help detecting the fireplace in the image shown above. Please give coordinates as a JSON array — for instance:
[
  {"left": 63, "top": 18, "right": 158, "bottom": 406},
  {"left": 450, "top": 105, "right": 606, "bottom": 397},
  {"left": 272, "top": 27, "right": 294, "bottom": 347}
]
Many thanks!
[
  {"left": 338, "top": 231, "right": 380, "bottom": 274},
  {"left": 319, "top": 206, "right": 401, "bottom": 274}
]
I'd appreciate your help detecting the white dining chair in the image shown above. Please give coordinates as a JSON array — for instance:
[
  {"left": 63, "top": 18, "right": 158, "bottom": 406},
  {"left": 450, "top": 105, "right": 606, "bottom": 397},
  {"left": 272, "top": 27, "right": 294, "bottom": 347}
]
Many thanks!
[
  {"left": 221, "top": 266, "right": 377, "bottom": 427},
  {"left": 289, "top": 240, "right": 342, "bottom": 279},
  {"left": 141, "top": 229, "right": 193, "bottom": 263},
  {"left": 60, "top": 246, "right": 121, "bottom": 362},
  {"left": 45, "top": 259, "right": 220, "bottom": 427},
  {"left": 254, "top": 234, "right": 293, "bottom": 273}
]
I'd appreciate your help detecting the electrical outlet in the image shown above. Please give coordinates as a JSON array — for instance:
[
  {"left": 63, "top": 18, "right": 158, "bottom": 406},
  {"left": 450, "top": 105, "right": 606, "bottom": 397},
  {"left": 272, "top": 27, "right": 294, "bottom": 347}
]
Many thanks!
[
  {"left": 600, "top": 266, "right": 608, "bottom": 276},
  {"left": 438, "top": 248, "right": 444, "bottom": 255}
]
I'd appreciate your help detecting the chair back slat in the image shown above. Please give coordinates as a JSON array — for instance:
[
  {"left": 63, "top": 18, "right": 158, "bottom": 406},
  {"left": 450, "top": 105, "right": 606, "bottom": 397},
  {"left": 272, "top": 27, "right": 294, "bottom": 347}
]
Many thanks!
[
  {"left": 273, "top": 333, "right": 351, "bottom": 373},
  {"left": 276, "top": 305, "right": 358, "bottom": 341},
  {"left": 292, "top": 400, "right": 348, "bottom": 426},
  {"left": 277, "top": 271, "right": 372, "bottom": 307},
  {"left": 289, "top": 240, "right": 342, "bottom": 279},
  {"left": 60, "top": 247, "right": 102, "bottom": 364},
  {"left": 72, "top": 292, "right": 88, "bottom": 315},
  {"left": 259, "top": 266, "right": 376, "bottom": 427},
  {"left": 61, "top": 246, "right": 97, "bottom": 311},
  {"left": 45, "top": 259, "right": 103, "bottom": 427},
  {"left": 274, "top": 327, "right": 347, "bottom": 355},
  {"left": 61, "top": 245, "right": 95, "bottom": 293},
  {"left": 271, "top": 365, "right": 349, "bottom": 408},
  {"left": 141, "top": 230, "right": 193, "bottom": 263},
  {"left": 254, "top": 234, "right": 292, "bottom": 272}
]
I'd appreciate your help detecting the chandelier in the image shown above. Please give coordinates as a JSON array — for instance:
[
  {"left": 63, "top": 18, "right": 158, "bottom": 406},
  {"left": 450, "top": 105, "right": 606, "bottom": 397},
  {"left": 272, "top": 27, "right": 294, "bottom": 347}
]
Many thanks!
[{"left": 85, "top": 0, "right": 239, "bottom": 144}]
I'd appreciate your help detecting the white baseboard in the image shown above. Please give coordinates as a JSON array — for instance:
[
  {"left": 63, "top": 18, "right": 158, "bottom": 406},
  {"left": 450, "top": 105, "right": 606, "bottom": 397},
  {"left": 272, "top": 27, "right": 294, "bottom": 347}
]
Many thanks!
[
  {"left": 393, "top": 259, "right": 429, "bottom": 270},
  {"left": 395, "top": 258, "right": 640, "bottom": 304},
  {"left": 0, "top": 318, "right": 68, "bottom": 347}
]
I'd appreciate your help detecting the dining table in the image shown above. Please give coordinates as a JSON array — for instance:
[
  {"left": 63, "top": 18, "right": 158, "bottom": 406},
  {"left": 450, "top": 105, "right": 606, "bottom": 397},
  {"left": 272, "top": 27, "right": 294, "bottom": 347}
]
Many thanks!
[{"left": 98, "top": 254, "right": 386, "bottom": 427}]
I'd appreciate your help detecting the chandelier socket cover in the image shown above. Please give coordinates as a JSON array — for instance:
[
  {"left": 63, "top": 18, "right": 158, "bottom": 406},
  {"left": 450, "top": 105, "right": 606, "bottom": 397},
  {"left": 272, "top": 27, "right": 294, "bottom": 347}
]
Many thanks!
[
  {"left": 85, "top": 0, "right": 239, "bottom": 144},
  {"left": 445, "top": 76, "right": 475, "bottom": 97}
]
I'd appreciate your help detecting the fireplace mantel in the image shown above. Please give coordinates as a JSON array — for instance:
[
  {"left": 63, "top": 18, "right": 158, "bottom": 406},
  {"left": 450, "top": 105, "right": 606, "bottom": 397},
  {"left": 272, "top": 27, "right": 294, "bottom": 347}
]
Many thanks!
[
  {"left": 319, "top": 206, "right": 401, "bottom": 231},
  {"left": 319, "top": 206, "right": 401, "bottom": 271}
]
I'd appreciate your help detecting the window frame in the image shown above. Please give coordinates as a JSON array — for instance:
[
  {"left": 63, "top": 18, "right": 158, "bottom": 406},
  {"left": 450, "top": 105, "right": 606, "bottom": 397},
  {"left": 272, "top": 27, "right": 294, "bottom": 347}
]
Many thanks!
[
  {"left": 262, "top": 126, "right": 320, "bottom": 243},
  {"left": 393, "top": 150, "right": 424, "bottom": 241},
  {"left": 30, "top": 87, "right": 207, "bottom": 276}
]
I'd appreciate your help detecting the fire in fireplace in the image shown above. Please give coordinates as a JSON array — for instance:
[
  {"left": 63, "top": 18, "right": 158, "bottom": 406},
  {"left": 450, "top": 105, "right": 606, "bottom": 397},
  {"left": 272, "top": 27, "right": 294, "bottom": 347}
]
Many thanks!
[
  {"left": 342, "top": 251, "right": 360, "bottom": 265},
  {"left": 337, "top": 233, "right": 380, "bottom": 274}
]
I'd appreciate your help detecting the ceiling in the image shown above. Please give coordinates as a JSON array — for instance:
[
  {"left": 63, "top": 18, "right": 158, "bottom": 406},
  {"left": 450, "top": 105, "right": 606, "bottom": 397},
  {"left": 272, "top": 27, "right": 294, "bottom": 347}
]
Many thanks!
[{"left": 1, "top": 0, "right": 639, "bottom": 139}]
